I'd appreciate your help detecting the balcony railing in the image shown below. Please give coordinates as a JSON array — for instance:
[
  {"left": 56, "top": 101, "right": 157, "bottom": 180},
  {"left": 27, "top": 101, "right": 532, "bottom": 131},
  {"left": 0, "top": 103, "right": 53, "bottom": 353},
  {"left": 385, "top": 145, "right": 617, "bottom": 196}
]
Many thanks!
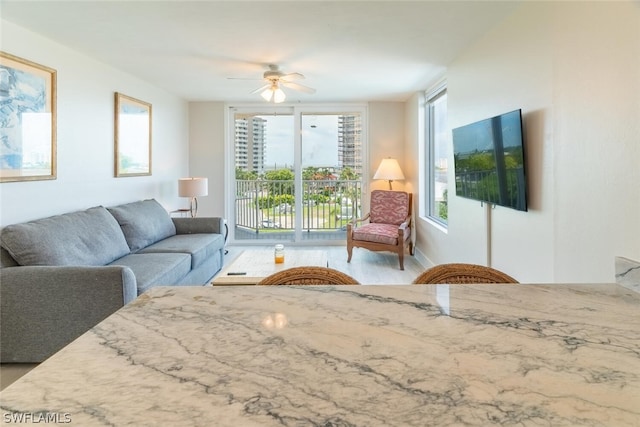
[{"left": 235, "top": 179, "right": 362, "bottom": 237}]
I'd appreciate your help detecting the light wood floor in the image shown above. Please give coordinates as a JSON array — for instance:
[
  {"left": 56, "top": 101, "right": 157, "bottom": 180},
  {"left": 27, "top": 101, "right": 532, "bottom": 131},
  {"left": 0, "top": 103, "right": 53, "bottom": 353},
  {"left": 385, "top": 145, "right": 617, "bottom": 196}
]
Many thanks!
[{"left": 0, "top": 244, "right": 426, "bottom": 390}]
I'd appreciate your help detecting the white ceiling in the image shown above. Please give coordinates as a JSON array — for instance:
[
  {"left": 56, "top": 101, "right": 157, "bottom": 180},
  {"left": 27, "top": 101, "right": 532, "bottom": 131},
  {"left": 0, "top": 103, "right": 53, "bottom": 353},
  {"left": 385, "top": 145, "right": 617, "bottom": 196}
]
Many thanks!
[{"left": 0, "top": 1, "right": 521, "bottom": 103}]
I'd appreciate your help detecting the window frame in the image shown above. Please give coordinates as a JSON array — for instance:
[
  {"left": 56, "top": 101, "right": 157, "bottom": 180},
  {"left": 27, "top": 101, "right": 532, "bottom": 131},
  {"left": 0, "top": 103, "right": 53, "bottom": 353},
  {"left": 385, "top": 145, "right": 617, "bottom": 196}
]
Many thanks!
[
  {"left": 424, "top": 82, "right": 448, "bottom": 228},
  {"left": 225, "top": 103, "right": 369, "bottom": 244}
]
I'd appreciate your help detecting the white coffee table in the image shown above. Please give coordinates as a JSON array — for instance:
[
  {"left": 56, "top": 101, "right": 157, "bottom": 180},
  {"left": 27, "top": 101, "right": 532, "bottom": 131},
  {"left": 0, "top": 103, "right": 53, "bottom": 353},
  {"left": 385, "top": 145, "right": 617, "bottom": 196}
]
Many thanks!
[{"left": 212, "top": 249, "right": 329, "bottom": 285}]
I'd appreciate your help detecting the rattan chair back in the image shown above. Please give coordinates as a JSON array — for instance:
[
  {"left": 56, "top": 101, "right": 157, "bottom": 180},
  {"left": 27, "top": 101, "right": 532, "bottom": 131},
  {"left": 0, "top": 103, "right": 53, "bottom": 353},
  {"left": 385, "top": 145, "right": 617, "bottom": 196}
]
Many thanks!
[
  {"left": 412, "top": 263, "right": 518, "bottom": 284},
  {"left": 257, "top": 266, "right": 360, "bottom": 285}
]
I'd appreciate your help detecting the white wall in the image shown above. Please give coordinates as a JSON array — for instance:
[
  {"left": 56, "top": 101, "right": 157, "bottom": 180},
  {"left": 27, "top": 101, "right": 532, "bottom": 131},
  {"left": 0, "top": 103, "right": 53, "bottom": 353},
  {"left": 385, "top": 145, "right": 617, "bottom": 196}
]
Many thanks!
[
  {"left": 550, "top": 2, "right": 640, "bottom": 282},
  {"left": 409, "top": 1, "right": 640, "bottom": 283},
  {"left": 0, "top": 21, "right": 190, "bottom": 226},
  {"left": 368, "top": 102, "right": 406, "bottom": 192},
  {"left": 188, "top": 102, "right": 226, "bottom": 218}
]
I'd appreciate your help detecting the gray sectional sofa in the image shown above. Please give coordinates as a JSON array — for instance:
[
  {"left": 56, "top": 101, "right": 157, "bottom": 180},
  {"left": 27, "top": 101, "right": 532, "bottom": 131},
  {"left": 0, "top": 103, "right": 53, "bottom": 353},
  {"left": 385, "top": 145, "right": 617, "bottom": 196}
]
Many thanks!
[{"left": 0, "top": 199, "right": 225, "bottom": 363}]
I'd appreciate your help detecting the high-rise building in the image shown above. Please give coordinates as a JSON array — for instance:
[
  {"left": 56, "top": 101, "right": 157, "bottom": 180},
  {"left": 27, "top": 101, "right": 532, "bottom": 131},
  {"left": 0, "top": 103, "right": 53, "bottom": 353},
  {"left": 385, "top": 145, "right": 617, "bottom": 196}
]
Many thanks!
[
  {"left": 338, "top": 115, "right": 362, "bottom": 177},
  {"left": 234, "top": 116, "right": 266, "bottom": 173}
]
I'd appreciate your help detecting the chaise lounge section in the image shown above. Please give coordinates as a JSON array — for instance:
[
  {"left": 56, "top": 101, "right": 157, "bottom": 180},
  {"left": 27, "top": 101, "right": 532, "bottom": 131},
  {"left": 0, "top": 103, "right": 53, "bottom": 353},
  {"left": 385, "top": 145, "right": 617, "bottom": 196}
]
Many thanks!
[{"left": 0, "top": 199, "right": 225, "bottom": 363}]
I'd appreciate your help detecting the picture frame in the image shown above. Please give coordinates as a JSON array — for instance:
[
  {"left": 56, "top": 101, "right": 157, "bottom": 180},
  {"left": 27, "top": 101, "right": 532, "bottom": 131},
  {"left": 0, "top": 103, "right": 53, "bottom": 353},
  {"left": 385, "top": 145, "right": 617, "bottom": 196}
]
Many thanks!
[
  {"left": 114, "top": 92, "right": 152, "bottom": 177},
  {"left": 0, "top": 52, "right": 57, "bottom": 183}
]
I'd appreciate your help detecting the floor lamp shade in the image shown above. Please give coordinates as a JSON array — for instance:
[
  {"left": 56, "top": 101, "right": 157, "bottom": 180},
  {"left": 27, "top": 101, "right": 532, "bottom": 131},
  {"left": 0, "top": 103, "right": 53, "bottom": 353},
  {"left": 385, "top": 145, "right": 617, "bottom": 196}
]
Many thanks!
[
  {"left": 373, "top": 158, "right": 405, "bottom": 190},
  {"left": 178, "top": 177, "right": 208, "bottom": 217}
]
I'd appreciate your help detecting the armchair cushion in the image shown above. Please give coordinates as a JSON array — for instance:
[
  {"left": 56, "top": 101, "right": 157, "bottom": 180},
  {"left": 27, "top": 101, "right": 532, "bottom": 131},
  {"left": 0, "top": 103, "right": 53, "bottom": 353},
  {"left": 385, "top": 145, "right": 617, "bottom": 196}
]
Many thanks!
[
  {"left": 369, "top": 190, "right": 410, "bottom": 225},
  {"left": 352, "top": 223, "right": 409, "bottom": 246}
]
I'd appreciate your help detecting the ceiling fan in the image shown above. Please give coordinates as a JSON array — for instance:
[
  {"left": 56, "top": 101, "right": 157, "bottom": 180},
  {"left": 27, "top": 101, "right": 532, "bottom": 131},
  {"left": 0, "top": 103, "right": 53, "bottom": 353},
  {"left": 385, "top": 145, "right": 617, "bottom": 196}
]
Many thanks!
[{"left": 230, "top": 64, "right": 316, "bottom": 103}]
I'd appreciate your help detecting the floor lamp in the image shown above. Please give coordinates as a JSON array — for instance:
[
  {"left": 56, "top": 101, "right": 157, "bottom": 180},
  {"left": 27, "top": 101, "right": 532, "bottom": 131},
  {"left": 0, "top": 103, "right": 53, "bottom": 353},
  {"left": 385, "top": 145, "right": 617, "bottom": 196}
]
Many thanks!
[
  {"left": 373, "top": 158, "right": 405, "bottom": 190},
  {"left": 178, "top": 177, "right": 208, "bottom": 217}
]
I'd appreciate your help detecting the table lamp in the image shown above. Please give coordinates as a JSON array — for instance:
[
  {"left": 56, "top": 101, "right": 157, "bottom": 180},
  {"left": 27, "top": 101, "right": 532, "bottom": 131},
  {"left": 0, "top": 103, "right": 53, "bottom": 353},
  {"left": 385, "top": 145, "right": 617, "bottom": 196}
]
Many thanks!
[
  {"left": 373, "top": 158, "right": 405, "bottom": 190},
  {"left": 178, "top": 177, "right": 208, "bottom": 217}
]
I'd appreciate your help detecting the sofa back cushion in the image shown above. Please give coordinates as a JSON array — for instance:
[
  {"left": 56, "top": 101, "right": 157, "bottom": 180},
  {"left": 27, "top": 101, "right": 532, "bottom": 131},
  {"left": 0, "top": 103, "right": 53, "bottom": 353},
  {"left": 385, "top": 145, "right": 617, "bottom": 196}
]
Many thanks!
[
  {"left": 0, "top": 206, "right": 131, "bottom": 266},
  {"left": 107, "top": 199, "right": 176, "bottom": 252},
  {"left": 1, "top": 247, "right": 19, "bottom": 268}
]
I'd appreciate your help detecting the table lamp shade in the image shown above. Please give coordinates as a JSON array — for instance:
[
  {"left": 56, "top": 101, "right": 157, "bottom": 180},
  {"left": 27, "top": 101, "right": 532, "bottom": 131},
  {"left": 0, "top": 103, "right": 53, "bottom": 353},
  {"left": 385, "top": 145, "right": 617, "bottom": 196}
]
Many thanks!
[
  {"left": 178, "top": 177, "right": 208, "bottom": 217},
  {"left": 178, "top": 177, "right": 208, "bottom": 197},
  {"left": 373, "top": 158, "right": 404, "bottom": 189}
]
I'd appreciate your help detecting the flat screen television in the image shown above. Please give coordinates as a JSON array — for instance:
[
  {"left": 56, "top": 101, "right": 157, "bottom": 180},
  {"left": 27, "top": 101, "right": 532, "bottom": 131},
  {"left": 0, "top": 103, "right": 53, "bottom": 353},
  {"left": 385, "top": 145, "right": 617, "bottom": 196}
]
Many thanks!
[{"left": 452, "top": 109, "right": 527, "bottom": 211}]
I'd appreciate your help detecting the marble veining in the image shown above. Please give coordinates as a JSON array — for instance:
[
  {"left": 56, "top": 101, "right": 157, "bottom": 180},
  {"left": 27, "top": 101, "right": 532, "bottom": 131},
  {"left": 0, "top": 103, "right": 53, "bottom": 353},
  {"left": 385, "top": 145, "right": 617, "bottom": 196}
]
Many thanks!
[
  {"left": 616, "top": 256, "right": 640, "bottom": 293},
  {"left": 1, "top": 284, "right": 639, "bottom": 426}
]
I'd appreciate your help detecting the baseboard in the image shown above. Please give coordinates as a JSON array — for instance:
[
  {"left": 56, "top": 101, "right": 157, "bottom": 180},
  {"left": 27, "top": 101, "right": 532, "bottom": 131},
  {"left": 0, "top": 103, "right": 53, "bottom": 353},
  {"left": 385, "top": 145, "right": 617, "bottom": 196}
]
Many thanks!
[{"left": 413, "top": 247, "right": 434, "bottom": 270}]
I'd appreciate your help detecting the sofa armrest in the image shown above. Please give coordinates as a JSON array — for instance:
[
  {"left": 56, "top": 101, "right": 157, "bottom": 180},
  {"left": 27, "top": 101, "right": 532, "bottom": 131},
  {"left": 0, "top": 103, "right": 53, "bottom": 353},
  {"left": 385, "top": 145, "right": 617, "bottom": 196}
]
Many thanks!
[
  {"left": 0, "top": 265, "right": 137, "bottom": 363},
  {"left": 172, "top": 217, "right": 224, "bottom": 235}
]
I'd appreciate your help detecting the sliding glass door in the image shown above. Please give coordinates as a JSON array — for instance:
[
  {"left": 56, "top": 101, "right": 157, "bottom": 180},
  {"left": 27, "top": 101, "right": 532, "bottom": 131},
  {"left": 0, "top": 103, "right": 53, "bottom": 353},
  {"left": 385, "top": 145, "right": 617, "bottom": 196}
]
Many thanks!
[{"left": 228, "top": 106, "right": 366, "bottom": 244}]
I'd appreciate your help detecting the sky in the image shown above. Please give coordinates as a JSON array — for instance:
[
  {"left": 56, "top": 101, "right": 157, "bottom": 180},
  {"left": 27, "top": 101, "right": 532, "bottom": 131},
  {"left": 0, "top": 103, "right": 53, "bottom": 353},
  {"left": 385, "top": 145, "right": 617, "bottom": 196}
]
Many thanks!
[{"left": 260, "top": 115, "right": 339, "bottom": 169}]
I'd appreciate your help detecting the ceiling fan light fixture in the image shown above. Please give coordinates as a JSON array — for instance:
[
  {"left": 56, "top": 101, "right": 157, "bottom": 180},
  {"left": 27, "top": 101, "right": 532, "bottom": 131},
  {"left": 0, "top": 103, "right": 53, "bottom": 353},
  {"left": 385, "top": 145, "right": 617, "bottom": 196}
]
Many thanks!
[
  {"left": 260, "top": 88, "right": 273, "bottom": 102},
  {"left": 260, "top": 82, "right": 286, "bottom": 103},
  {"left": 273, "top": 87, "right": 286, "bottom": 103}
]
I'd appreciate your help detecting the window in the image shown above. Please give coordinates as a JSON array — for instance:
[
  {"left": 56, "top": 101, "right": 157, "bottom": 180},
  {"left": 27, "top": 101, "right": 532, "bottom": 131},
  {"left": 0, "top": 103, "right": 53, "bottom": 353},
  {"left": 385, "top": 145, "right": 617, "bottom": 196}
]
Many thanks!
[{"left": 425, "top": 85, "right": 449, "bottom": 225}]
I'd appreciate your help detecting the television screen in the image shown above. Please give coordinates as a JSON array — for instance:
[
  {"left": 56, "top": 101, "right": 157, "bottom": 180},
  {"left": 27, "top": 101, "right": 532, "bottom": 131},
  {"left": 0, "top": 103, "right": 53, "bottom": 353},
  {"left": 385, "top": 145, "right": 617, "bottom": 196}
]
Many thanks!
[{"left": 452, "top": 109, "right": 527, "bottom": 211}]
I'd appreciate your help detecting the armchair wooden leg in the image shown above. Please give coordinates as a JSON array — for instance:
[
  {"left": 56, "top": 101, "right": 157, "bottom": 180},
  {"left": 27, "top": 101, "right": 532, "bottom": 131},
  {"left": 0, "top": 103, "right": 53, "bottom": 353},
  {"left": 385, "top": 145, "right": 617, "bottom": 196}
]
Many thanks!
[
  {"left": 398, "top": 248, "right": 405, "bottom": 270},
  {"left": 346, "top": 224, "right": 354, "bottom": 263}
]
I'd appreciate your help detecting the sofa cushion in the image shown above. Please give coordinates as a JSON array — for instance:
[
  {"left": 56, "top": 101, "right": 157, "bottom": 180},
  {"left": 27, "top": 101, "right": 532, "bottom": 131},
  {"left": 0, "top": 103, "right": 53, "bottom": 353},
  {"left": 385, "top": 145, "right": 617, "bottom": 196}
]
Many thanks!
[
  {"left": 0, "top": 206, "right": 130, "bottom": 266},
  {"left": 139, "top": 233, "right": 224, "bottom": 269},
  {"left": 107, "top": 199, "right": 176, "bottom": 252},
  {"left": 110, "top": 253, "right": 191, "bottom": 295}
]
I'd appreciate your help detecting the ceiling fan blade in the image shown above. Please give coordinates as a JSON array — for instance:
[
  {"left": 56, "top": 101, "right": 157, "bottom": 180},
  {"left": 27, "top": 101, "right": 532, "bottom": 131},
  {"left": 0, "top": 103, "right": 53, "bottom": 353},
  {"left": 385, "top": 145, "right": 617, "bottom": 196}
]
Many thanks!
[
  {"left": 281, "top": 72, "right": 305, "bottom": 80},
  {"left": 250, "top": 84, "right": 270, "bottom": 94},
  {"left": 281, "top": 81, "right": 316, "bottom": 94}
]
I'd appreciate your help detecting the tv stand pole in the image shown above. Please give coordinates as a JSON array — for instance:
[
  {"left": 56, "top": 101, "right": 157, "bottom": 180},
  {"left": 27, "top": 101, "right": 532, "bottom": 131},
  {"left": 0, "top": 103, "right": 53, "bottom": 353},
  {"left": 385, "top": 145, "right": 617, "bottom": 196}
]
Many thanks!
[{"left": 485, "top": 202, "right": 493, "bottom": 268}]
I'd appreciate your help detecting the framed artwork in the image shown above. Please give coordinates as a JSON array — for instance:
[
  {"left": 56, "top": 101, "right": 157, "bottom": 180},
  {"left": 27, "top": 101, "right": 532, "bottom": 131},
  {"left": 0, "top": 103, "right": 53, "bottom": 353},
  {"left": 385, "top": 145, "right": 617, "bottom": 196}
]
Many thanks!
[
  {"left": 114, "top": 92, "right": 152, "bottom": 177},
  {"left": 0, "top": 52, "right": 57, "bottom": 183}
]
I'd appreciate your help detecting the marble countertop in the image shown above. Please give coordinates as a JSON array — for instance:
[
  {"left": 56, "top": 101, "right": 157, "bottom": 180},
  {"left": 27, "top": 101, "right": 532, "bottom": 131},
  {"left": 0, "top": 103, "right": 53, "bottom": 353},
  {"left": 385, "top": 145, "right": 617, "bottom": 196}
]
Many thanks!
[
  {"left": 1, "top": 284, "right": 639, "bottom": 426},
  {"left": 616, "top": 256, "right": 640, "bottom": 293}
]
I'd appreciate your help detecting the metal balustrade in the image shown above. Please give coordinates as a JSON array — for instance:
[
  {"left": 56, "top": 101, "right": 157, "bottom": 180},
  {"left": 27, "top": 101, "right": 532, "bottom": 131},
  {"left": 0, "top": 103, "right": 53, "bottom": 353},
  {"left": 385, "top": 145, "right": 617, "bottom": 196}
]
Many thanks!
[{"left": 234, "top": 179, "right": 362, "bottom": 240}]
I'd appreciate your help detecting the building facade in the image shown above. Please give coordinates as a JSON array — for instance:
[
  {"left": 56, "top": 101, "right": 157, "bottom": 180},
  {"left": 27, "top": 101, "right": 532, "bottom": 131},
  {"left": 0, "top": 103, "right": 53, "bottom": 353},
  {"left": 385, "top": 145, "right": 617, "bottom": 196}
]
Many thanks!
[
  {"left": 338, "top": 115, "right": 362, "bottom": 177},
  {"left": 234, "top": 116, "right": 266, "bottom": 173}
]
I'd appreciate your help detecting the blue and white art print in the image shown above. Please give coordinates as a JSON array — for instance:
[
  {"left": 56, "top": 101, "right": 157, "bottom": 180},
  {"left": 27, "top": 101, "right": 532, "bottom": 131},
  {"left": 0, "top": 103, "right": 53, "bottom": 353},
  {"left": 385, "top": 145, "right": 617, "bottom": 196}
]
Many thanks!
[{"left": 0, "top": 52, "right": 56, "bottom": 182}]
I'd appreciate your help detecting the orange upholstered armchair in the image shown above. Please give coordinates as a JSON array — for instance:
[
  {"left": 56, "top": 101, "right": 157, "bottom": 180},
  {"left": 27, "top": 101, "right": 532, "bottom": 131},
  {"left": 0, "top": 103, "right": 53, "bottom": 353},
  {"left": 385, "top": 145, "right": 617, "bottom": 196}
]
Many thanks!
[{"left": 347, "top": 190, "right": 413, "bottom": 270}]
